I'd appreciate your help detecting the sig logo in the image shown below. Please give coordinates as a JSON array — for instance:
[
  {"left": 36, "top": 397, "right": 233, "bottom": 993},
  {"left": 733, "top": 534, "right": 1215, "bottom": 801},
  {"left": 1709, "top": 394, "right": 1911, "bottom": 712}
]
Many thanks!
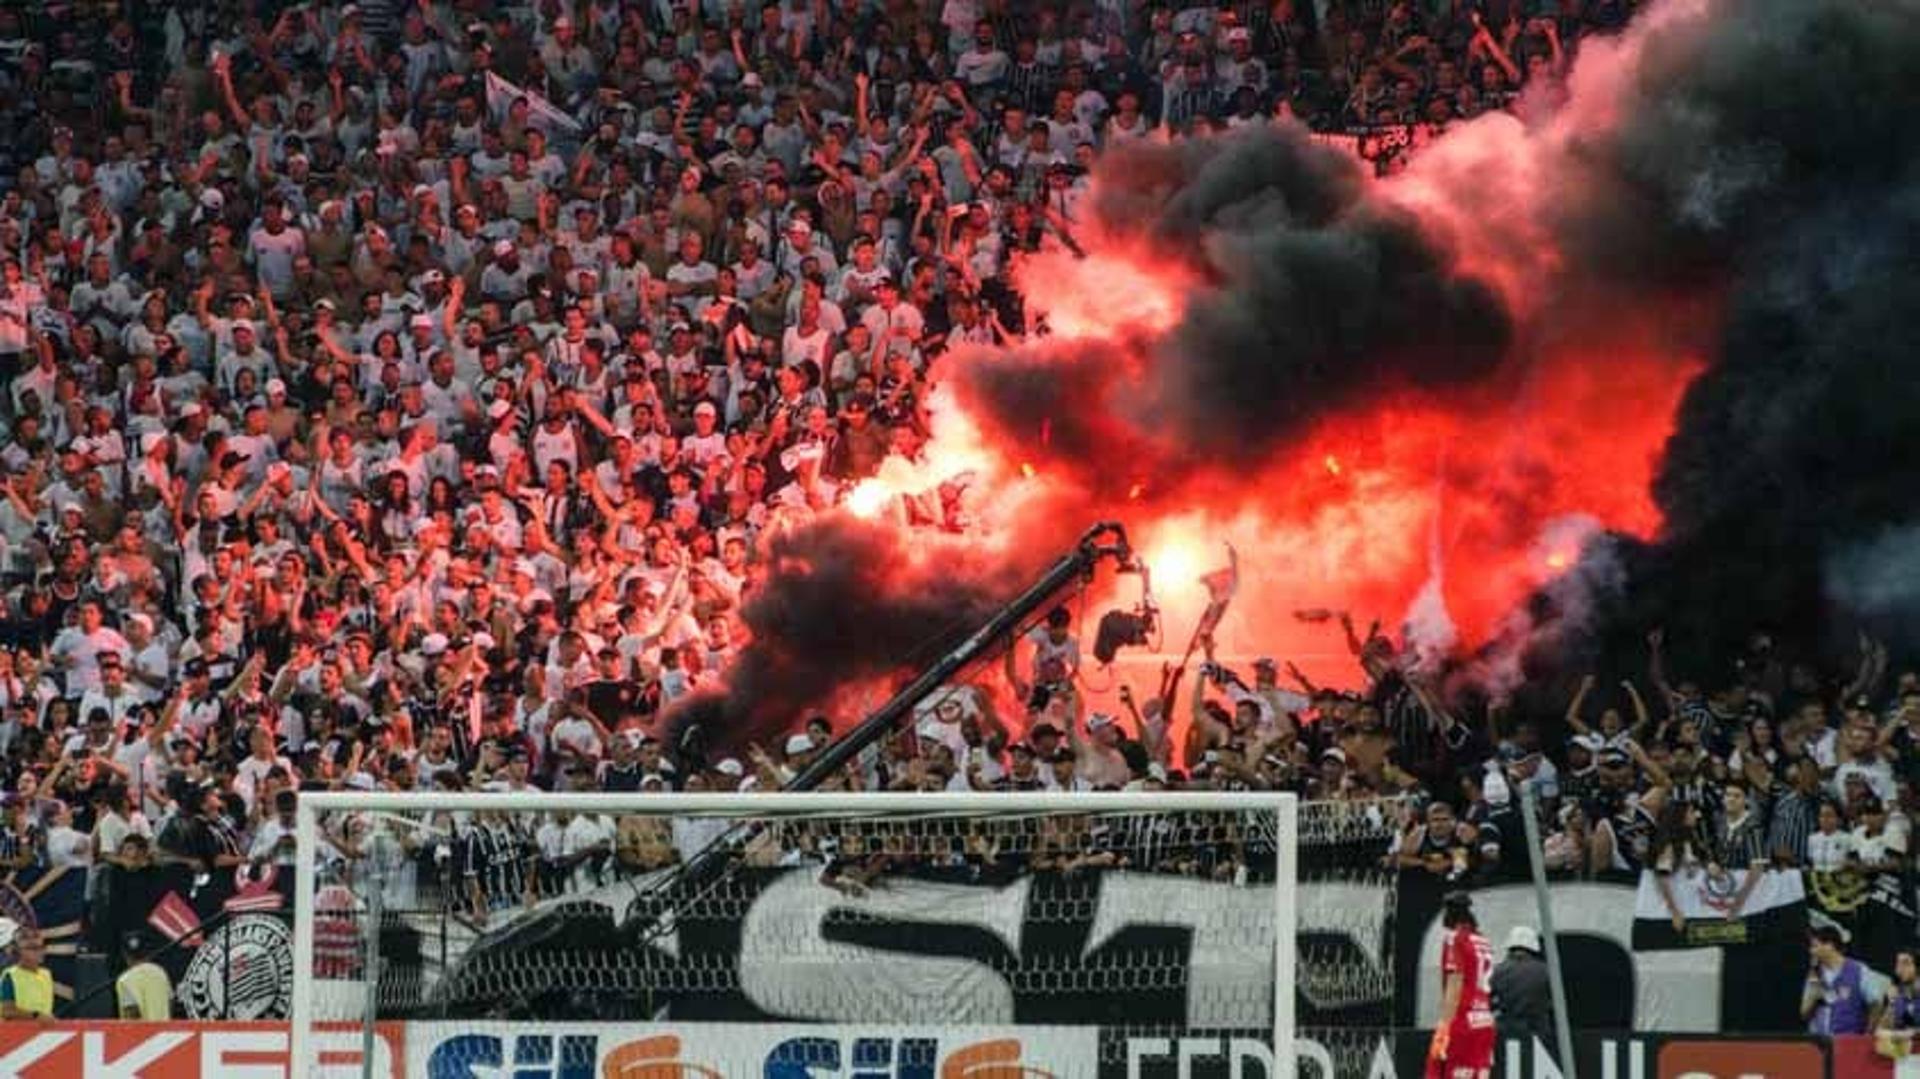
[
  {"left": 762, "top": 1035, "right": 1056, "bottom": 1078},
  {"left": 602, "top": 1035, "right": 726, "bottom": 1078},
  {"left": 425, "top": 1032, "right": 723, "bottom": 1079},
  {"left": 941, "top": 1038, "right": 1058, "bottom": 1078}
]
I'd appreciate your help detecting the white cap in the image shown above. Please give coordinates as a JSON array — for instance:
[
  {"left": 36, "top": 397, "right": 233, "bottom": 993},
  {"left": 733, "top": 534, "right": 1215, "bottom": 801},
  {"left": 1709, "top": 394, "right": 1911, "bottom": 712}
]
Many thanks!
[
  {"left": 179, "top": 402, "right": 205, "bottom": 418},
  {"left": 265, "top": 378, "right": 287, "bottom": 396},
  {"left": 488, "top": 399, "right": 513, "bottom": 420},
  {"left": 199, "top": 188, "right": 225, "bottom": 210},
  {"left": 126, "top": 613, "right": 154, "bottom": 634},
  {"left": 472, "top": 631, "right": 496, "bottom": 651},
  {"left": 693, "top": 401, "right": 718, "bottom": 418},
  {"left": 1506, "top": 926, "right": 1542, "bottom": 954},
  {"left": 419, "top": 633, "right": 450, "bottom": 656},
  {"left": 784, "top": 733, "right": 815, "bottom": 756},
  {"left": 346, "top": 772, "right": 376, "bottom": 791},
  {"left": 715, "top": 758, "right": 744, "bottom": 777},
  {"left": 493, "top": 239, "right": 514, "bottom": 256},
  {"left": 410, "top": 313, "right": 435, "bottom": 329}
]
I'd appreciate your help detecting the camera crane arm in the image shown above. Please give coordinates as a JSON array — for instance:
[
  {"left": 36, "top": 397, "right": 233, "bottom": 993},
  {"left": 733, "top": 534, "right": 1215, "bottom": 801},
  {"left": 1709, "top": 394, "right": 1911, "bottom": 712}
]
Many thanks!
[{"left": 785, "top": 521, "right": 1137, "bottom": 791}]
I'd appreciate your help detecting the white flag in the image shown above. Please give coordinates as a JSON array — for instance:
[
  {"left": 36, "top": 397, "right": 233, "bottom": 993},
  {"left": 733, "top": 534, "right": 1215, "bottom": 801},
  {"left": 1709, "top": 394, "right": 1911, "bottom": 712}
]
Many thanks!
[{"left": 484, "top": 71, "right": 584, "bottom": 136}]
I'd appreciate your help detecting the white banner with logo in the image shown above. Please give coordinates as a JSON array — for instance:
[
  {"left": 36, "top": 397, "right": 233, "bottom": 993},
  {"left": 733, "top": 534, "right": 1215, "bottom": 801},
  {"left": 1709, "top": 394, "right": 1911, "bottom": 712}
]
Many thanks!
[{"left": 405, "top": 1021, "right": 1100, "bottom": 1078}]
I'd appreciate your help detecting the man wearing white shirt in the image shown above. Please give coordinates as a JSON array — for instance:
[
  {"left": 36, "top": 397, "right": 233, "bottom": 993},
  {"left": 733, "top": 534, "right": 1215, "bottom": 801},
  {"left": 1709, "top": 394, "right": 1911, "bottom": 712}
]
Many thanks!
[
  {"left": 248, "top": 790, "right": 300, "bottom": 868},
  {"left": 859, "top": 279, "right": 924, "bottom": 361},
  {"left": 547, "top": 707, "right": 604, "bottom": 767},
  {"left": 76, "top": 656, "right": 142, "bottom": 731},
  {"left": 955, "top": 21, "right": 1009, "bottom": 86},
  {"left": 234, "top": 726, "right": 294, "bottom": 816},
  {"left": 562, "top": 811, "right": 615, "bottom": 892},
  {"left": 49, "top": 601, "right": 131, "bottom": 695}
]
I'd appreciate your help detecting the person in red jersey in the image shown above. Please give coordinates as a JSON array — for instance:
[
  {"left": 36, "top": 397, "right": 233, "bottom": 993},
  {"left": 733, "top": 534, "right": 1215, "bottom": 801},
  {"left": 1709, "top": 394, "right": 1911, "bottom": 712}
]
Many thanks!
[{"left": 1429, "top": 891, "right": 1497, "bottom": 1079}]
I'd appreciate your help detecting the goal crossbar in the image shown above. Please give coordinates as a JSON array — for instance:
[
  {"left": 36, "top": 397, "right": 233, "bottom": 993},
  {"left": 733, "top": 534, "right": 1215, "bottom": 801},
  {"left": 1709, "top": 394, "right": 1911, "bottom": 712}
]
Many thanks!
[{"left": 291, "top": 789, "right": 1298, "bottom": 1077}]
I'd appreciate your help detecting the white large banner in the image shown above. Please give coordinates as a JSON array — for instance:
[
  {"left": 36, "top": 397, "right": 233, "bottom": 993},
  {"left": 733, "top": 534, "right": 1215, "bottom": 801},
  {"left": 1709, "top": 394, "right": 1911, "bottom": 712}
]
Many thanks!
[
  {"left": 407, "top": 1021, "right": 1101, "bottom": 1078},
  {"left": 1632, "top": 865, "right": 1806, "bottom": 922}
]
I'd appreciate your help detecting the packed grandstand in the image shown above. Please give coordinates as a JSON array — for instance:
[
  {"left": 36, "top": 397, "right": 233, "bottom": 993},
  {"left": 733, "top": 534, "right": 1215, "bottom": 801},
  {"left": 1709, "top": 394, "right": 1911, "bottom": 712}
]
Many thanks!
[{"left": 0, "top": 0, "right": 1917, "bottom": 1075}]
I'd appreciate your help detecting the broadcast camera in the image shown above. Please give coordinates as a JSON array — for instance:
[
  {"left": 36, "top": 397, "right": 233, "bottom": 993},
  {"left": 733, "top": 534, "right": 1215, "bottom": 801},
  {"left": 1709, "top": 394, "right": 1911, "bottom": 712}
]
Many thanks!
[{"left": 1092, "top": 559, "right": 1159, "bottom": 666}]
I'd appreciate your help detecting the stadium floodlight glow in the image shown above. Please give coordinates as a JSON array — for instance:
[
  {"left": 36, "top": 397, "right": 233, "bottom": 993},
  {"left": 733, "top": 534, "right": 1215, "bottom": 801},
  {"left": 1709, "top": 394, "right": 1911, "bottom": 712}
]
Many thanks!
[{"left": 291, "top": 789, "right": 1297, "bottom": 1078}]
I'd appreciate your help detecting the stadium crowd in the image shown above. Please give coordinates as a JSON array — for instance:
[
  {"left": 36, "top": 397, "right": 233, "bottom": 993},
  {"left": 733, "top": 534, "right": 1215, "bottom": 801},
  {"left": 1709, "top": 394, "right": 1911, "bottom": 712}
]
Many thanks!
[{"left": 36, "top": 0, "right": 1920, "bottom": 1034}]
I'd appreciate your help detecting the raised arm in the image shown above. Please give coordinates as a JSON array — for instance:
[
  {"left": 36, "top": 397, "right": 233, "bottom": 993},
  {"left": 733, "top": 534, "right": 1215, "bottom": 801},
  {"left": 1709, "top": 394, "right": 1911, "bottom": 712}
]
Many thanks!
[
  {"left": 113, "top": 70, "right": 154, "bottom": 123},
  {"left": 1470, "top": 13, "right": 1522, "bottom": 84},
  {"left": 853, "top": 71, "right": 871, "bottom": 140},
  {"left": 1646, "top": 627, "right": 1678, "bottom": 705},
  {"left": 1622, "top": 679, "right": 1653, "bottom": 740},
  {"left": 1564, "top": 674, "right": 1595, "bottom": 736},
  {"left": 1841, "top": 631, "right": 1889, "bottom": 705},
  {"left": 212, "top": 53, "right": 253, "bottom": 133},
  {"left": 1627, "top": 738, "right": 1672, "bottom": 795}
]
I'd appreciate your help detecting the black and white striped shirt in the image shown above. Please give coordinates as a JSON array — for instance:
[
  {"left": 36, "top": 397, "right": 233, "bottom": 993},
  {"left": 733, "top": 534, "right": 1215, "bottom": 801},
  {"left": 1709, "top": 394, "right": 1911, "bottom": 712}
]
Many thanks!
[
  {"left": 1767, "top": 786, "right": 1819, "bottom": 866},
  {"left": 462, "top": 820, "right": 530, "bottom": 911}
]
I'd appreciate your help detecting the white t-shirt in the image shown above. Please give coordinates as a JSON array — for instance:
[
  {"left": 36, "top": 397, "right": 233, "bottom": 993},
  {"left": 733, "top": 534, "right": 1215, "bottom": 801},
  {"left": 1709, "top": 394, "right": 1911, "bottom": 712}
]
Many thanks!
[
  {"left": 1852, "top": 825, "right": 1908, "bottom": 867},
  {"left": 249, "top": 226, "right": 307, "bottom": 294},
  {"left": 1025, "top": 628, "right": 1079, "bottom": 686},
  {"left": 50, "top": 626, "right": 132, "bottom": 693},
  {"left": 781, "top": 325, "right": 833, "bottom": 370},
  {"left": 548, "top": 715, "right": 603, "bottom": 762},
  {"left": 235, "top": 754, "right": 294, "bottom": 813},
  {"left": 1807, "top": 829, "right": 1857, "bottom": 872},
  {"left": 97, "top": 810, "right": 154, "bottom": 860},
  {"left": 682, "top": 431, "right": 730, "bottom": 472},
  {"left": 563, "top": 814, "right": 615, "bottom": 893}
]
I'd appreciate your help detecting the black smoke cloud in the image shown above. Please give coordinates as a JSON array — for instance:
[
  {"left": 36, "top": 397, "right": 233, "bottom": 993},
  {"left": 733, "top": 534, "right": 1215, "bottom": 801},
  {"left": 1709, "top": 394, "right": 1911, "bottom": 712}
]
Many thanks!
[
  {"left": 668, "top": 516, "right": 1043, "bottom": 753},
  {"left": 1573, "top": 0, "right": 1920, "bottom": 660},
  {"left": 957, "top": 127, "right": 1513, "bottom": 492}
]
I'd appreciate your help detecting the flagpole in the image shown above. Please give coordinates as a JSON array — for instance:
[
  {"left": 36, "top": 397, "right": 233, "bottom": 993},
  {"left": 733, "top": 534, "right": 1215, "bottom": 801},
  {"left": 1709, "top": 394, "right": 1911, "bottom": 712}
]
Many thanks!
[
  {"left": 1164, "top": 545, "right": 1237, "bottom": 698},
  {"left": 1521, "top": 781, "right": 1578, "bottom": 1078}
]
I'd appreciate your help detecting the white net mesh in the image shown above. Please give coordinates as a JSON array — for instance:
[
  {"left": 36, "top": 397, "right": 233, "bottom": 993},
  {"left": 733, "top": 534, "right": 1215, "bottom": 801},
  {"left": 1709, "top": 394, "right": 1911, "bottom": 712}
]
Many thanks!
[{"left": 294, "top": 793, "right": 1293, "bottom": 1078}]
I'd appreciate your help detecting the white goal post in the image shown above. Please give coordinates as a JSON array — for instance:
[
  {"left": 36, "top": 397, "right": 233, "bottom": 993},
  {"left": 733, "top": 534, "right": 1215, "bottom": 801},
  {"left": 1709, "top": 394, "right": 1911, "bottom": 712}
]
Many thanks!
[{"left": 292, "top": 789, "right": 1297, "bottom": 1078}]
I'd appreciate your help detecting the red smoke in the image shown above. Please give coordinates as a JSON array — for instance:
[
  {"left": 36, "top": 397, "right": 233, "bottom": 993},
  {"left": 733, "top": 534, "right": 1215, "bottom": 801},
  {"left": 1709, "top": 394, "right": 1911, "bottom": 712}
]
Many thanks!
[
  {"left": 834, "top": 241, "right": 1701, "bottom": 704},
  {"left": 1064, "top": 354, "right": 1697, "bottom": 691}
]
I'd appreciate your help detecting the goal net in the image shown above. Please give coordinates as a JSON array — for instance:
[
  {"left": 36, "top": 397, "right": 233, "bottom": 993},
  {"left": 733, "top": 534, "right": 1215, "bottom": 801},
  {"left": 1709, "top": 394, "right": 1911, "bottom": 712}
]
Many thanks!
[{"left": 292, "top": 790, "right": 1296, "bottom": 1078}]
